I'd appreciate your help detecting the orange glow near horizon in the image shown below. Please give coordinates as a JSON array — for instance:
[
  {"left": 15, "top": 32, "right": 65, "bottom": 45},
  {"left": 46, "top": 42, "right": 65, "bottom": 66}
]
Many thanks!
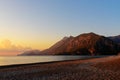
[
  {"left": 0, "top": 38, "right": 59, "bottom": 56},
  {"left": 1, "top": 0, "right": 120, "bottom": 56},
  {"left": 0, "top": 51, "right": 21, "bottom": 56}
]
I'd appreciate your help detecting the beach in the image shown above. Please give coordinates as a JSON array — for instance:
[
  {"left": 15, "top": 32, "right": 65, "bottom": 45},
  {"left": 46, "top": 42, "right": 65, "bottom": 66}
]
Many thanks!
[{"left": 0, "top": 56, "right": 120, "bottom": 80}]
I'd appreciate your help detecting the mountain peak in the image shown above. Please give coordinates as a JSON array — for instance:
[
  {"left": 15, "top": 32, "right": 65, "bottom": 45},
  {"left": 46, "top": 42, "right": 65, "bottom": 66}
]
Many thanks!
[
  {"left": 69, "top": 36, "right": 74, "bottom": 38},
  {"left": 79, "top": 32, "right": 99, "bottom": 37},
  {"left": 62, "top": 36, "right": 69, "bottom": 40},
  {"left": 20, "top": 32, "right": 120, "bottom": 56},
  {"left": 41, "top": 32, "right": 120, "bottom": 55}
]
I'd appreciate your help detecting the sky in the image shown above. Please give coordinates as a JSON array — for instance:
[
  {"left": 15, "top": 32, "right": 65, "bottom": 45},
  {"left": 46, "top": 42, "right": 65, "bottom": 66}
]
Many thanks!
[{"left": 0, "top": 0, "right": 120, "bottom": 55}]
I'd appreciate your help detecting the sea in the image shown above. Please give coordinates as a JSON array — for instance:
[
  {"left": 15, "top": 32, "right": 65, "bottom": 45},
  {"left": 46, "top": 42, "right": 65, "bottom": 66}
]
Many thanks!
[{"left": 0, "top": 56, "right": 102, "bottom": 66}]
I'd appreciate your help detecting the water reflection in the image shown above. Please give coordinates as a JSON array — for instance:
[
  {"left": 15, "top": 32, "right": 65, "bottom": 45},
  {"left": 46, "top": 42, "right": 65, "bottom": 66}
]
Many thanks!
[{"left": 0, "top": 56, "right": 102, "bottom": 66}]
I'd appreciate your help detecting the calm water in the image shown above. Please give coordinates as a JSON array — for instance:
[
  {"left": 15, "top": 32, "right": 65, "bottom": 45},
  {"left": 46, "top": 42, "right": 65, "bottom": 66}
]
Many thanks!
[{"left": 0, "top": 56, "right": 101, "bottom": 66}]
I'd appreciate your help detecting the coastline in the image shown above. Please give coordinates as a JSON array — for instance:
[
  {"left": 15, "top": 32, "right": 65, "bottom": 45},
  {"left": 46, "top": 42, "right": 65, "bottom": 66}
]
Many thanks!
[
  {"left": 0, "top": 55, "right": 120, "bottom": 80},
  {"left": 0, "top": 56, "right": 103, "bottom": 69}
]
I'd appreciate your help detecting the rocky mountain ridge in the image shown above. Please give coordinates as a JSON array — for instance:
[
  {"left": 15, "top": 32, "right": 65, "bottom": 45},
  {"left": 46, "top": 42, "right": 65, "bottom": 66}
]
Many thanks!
[{"left": 19, "top": 32, "right": 120, "bottom": 56}]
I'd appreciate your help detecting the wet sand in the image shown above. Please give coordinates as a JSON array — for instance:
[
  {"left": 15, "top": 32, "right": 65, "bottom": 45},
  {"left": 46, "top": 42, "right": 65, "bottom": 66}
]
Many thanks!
[{"left": 0, "top": 56, "right": 120, "bottom": 80}]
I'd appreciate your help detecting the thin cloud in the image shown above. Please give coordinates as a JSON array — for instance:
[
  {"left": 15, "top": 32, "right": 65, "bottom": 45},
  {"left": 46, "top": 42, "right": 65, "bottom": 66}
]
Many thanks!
[{"left": 0, "top": 39, "right": 32, "bottom": 52}]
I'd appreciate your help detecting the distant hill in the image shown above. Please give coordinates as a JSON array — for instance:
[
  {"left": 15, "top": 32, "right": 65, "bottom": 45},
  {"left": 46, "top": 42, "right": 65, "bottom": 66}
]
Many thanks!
[
  {"left": 108, "top": 35, "right": 120, "bottom": 44},
  {"left": 19, "top": 50, "right": 41, "bottom": 56},
  {"left": 19, "top": 32, "right": 120, "bottom": 56}
]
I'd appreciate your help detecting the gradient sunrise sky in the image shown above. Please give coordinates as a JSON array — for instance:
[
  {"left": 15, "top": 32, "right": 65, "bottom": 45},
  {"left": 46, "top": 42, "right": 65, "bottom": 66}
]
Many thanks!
[{"left": 0, "top": 0, "right": 120, "bottom": 55}]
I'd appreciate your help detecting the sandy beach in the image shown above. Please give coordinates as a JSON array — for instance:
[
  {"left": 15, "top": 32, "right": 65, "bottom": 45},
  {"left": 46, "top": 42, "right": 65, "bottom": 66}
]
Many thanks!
[{"left": 0, "top": 56, "right": 120, "bottom": 80}]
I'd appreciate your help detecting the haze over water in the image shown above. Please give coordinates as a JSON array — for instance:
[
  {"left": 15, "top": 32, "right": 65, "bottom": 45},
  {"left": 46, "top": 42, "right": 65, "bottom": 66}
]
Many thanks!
[{"left": 0, "top": 56, "right": 100, "bottom": 66}]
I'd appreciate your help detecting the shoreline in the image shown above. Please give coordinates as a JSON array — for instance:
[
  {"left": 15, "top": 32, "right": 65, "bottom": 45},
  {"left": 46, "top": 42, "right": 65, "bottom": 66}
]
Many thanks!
[
  {"left": 0, "top": 55, "right": 120, "bottom": 80},
  {"left": 0, "top": 56, "right": 102, "bottom": 69}
]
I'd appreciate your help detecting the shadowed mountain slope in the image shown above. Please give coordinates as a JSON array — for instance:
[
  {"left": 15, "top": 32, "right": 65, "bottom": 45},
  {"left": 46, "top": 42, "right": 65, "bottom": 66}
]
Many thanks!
[
  {"left": 108, "top": 35, "right": 120, "bottom": 44},
  {"left": 20, "top": 32, "right": 120, "bottom": 55},
  {"left": 41, "top": 32, "right": 120, "bottom": 55}
]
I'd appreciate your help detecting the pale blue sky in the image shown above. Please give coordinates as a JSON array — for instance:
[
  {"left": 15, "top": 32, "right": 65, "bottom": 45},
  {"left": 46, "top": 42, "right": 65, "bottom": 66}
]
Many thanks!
[{"left": 0, "top": 0, "right": 120, "bottom": 51}]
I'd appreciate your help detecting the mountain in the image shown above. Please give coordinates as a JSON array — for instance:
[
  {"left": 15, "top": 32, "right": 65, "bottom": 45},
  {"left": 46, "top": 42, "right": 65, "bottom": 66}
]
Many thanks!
[
  {"left": 19, "top": 32, "right": 120, "bottom": 56},
  {"left": 108, "top": 35, "right": 120, "bottom": 44},
  {"left": 18, "top": 50, "right": 41, "bottom": 56},
  {"left": 41, "top": 32, "right": 120, "bottom": 55}
]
